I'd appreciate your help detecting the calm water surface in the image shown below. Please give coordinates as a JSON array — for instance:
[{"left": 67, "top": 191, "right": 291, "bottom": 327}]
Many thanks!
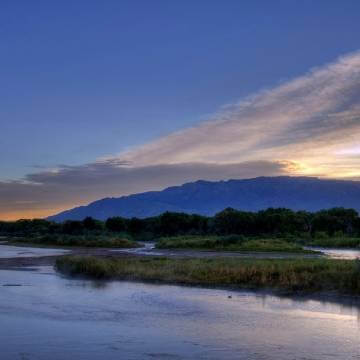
[
  {"left": 113, "top": 242, "right": 319, "bottom": 259},
  {"left": 117, "top": 242, "right": 360, "bottom": 260},
  {"left": 306, "top": 247, "right": 360, "bottom": 260},
  {"left": 0, "top": 244, "right": 69, "bottom": 258},
  {"left": 0, "top": 266, "right": 359, "bottom": 360},
  {"left": 1, "top": 242, "right": 359, "bottom": 260}
]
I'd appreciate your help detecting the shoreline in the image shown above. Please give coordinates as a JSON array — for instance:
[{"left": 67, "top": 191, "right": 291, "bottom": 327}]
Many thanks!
[
  {"left": 0, "top": 249, "right": 133, "bottom": 270},
  {"left": 0, "top": 251, "right": 359, "bottom": 307},
  {"left": 55, "top": 255, "right": 360, "bottom": 297},
  {"left": 0, "top": 241, "right": 324, "bottom": 260}
]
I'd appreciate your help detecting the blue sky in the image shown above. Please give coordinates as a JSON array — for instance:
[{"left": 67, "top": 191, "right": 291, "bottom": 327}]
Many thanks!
[{"left": 1, "top": 1, "right": 360, "bottom": 219}]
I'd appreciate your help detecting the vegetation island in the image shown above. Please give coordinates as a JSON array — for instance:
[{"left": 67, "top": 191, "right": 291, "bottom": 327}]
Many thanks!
[{"left": 1, "top": 207, "right": 360, "bottom": 296}]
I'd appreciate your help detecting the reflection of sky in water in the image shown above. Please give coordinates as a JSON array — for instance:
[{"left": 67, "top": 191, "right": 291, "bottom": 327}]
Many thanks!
[
  {"left": 306, "top": 247, "right": 360, "bottom": 260},
  {"left": 121, "top": 243, "right": 360, "bottom": 260},
  {"left": 0, "top": 244, "right": 69, "bottom": 258},
  {"left": 0, "top": 266, "right": 359, "bottom": 360}
]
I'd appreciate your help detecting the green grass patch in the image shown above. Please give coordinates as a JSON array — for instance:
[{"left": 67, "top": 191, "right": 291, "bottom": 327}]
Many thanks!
[
  {"left": 308, "top": 237, "right": 360, "bottom": 248},
  {"left": 7, "top": 234, "right": 141, "bottom": 248},
  {"left": 56, "top": 256, "right": 360, "bottom": 295},
  {"left": 156, "top": 235, "right": 314, "bottom": 253}
]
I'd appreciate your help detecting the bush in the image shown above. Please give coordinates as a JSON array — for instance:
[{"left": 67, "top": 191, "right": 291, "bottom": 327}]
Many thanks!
[
  {"left": 314, "top": 231, "right": 329, "bottom": 240},
  {"left": 10, "top": 234, "right": 140, "bottom": 248},
  {"left": 156, "top": 235, "right": 313, "bottom": 253},
  {"left": 309, "top": 237, "right": 360, "bottom": 248}
]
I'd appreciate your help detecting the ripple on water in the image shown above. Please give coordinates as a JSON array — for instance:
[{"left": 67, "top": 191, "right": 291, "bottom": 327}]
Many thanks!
[
  {"left": 0, "top": 244, "right": 69, "bottom": 258},
  {"left": 0, "top": 266, "right": 359, "bottom": 360}
]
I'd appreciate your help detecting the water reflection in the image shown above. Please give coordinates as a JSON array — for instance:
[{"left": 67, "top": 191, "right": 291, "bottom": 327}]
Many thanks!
[
  {"left": 306, "top": 247, "right": 360, "bottom": 260},
  {"left": 0, "top": 244, "right": 69, "bottom": 258},
  {"left": 0, "top": 266, "right": 359, "bottom": 360},
  {"left": 118, "top": 242, "right": 360, "bottom": 260},
  {"left": 258, "top": 292, "right": 360, "bottom": 323}
]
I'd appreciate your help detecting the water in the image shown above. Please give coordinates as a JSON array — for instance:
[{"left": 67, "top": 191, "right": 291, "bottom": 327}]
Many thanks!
[
  {"left": 114, "top": 242, "right": 164, "bottom": 256},
  {"left": 0, "top": 266, "right": 359, "bottom": 360},
  {"left": 116, "top": 242, "right": 360, "bottom": 260},
  {"left": 1, "top": 242, "right": 359, "bottom": 261},
  {"left": 0, "top": 244, "right": 69, "bottom": 258},
  {"left": 306, "top": 247, "right": 360, "bottom": 260},
  {"left": 113, "top": 242, "right": 320, "bottom": 259}
]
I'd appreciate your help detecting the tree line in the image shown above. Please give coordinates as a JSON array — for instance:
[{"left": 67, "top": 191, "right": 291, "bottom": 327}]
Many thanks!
[{"left": 1, "top": 207, "right": 360, "bottom": 239}]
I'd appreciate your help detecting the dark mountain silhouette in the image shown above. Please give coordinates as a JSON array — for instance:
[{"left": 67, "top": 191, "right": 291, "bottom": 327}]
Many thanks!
[{"left": 47, "top": 176, "right": 360, "bottom": 222}]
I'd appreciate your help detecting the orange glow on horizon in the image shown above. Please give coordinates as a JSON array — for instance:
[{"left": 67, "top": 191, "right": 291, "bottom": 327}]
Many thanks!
[
  {"left": 1, "top": 171, "right": 359, "bottom": 222},
  {"left": 0, "top": 207, "right": 69, "bottom": 222}
]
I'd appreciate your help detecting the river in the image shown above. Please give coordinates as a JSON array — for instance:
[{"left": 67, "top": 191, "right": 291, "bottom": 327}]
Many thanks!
[
  {"left": 305, "top": 247, "right": 360, "bottom": 260},
  {"left": 0, "top": 265, "right": 359, "bottom": 360},
  {"left": 0, "top": 243, "right": 69, "bottom": 258},
  {"left": 116, "top": 242, "right": 360, "bottom": 260}
]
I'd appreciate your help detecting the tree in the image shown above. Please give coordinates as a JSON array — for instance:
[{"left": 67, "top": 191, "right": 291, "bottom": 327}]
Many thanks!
[
  {"left": 105, "top": 217, "right": 127, "bottom": 232},
  {"left": 312, "top": 208, "right": 358, "bottom": 236},
  {"left": 127, "top": 217, "right": 145, "bottom": 235},
  {"left": 82, "top": 217, "right": 103, "bottom": 231},
  {"left": 214, "top": 208, "right": 255, "bottom": 235},
  {"left": 62, "top": 220, "right": 84, "bottom": 235},
  {"left": 159, "top": 212, "right": 192, "bottom": 236}
]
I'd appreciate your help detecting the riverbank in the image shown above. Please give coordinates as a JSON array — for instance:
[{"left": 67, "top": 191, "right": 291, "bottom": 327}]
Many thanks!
[
  {"left": 56, "top": 256, "right": 360, "bottom": 296},
  {"left": 156, "top": 236, "right": 318, "bottom": 253},
  {"left": 308, "top": 237, "right": 360, "bottom": 248},
  {"left": 0, "top": 242, "right": 318, "bottom": 272},
  {"left": 0, "top": 247, "right": 131, "bottom": 270},
  {"left": 4, "top": 234, "right": 141, "bottom": 249}
]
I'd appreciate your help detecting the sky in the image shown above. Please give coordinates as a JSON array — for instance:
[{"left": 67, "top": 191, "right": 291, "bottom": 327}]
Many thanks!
[{"left": 1, "top": 0, "right": 360, "bottom": 220}]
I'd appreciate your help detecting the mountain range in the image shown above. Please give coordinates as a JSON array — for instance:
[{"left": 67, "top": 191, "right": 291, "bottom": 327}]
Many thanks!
[{"left": 47, "top": 176, "right": 360, "bottom": 222}]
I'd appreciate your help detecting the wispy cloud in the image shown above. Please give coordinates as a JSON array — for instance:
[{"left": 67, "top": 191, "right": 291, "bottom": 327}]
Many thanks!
[
  {"left": 116, "top": 51, "right": 360, "bottom": 174},
  {"left": 1, "top": 51, "right": 360, "bottom": 219}
]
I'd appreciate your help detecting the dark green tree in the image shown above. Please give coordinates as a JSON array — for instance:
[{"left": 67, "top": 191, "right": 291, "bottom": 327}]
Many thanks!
[{"left": 105, "top": 217, "right": 127, "bottom": 232}]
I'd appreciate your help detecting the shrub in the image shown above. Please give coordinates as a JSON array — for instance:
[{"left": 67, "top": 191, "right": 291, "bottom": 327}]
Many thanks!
[
  {"left": 9, "top": 234, "right": 140, "bottom": 248},
  {"left": 314, "top": 231, "right": 329, "bottom": 240}
]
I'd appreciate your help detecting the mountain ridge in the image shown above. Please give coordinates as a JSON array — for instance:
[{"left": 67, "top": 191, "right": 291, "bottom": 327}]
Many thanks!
[{"left": 47, "top": 176, "right": 360, "bottom": 222}]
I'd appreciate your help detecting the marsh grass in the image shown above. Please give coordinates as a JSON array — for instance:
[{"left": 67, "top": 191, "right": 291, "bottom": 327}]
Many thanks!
[
  {"left": 309, "top": 237, "right": 360, "bottom": 248},
  {"left": 156, "top": 235, "right": 315, "bottom": 253},
  {"left": 8, "top": 234, "right": 141, "bottom": 248},
  {"left": 56, "top": 256, "right": 360, "bottom": 295}
]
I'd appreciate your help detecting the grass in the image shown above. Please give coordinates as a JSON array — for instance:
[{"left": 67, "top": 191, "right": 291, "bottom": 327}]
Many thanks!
[
  {"left": 6, "top": 234, "right": 141, "bottom": 248},
  {"left": 156, "top": 235, "right": 315, "bottom": 253},
  {"left": 308, "top": 237, "right": 360, "bottom": 248},
  {"left": 56, "top": 256, "right": 360, "bottom": 295}
]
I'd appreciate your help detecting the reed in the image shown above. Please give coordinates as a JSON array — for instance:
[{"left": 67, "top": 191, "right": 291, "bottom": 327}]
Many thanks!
[
  {"left": 8, "top": 234, "right": 140, "bottom": 248},
  {"left": 56, "top": 256, "right": 360, "bottom": 295},
  {"left": 156, "top": 235, "right": 315, "bottom": 253}
]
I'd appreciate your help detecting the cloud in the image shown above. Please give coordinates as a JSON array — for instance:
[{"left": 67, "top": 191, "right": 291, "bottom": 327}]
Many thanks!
[
  {"left": 2, "top": 51, "right": 360, "bottom": 219},
  {"left": 115, "top": 51, "right": 360, "bottom": 172}
]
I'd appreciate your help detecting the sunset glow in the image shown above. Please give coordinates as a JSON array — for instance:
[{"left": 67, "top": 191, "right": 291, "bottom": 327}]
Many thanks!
[{"left": 1, "top": 2, "right": 360, "bottom": 220}]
